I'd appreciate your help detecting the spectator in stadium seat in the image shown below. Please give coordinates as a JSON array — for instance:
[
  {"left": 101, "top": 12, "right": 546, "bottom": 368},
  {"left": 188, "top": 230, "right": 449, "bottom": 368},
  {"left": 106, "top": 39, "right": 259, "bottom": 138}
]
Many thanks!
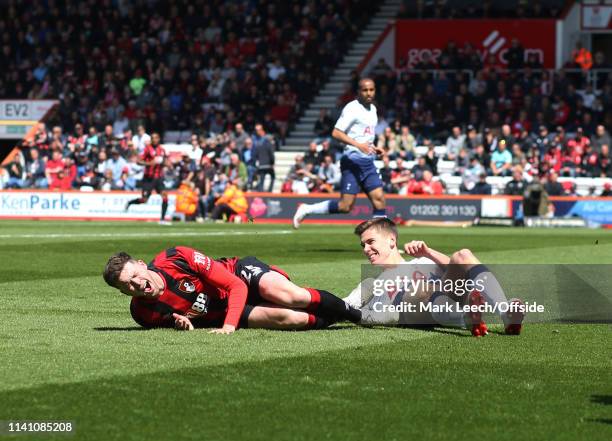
[
  {"left": 5, "top": 159, "right": 24, "bottom": 189},
  {"left": 225, "top": 154, "right": 248, "bottom": 189},
  {"left": 397, "top": 125, "right": 416, "bottom": 160},
  {"left": 23, "top": 148, "right": 47, "bottom": 188},
  {"left": 106, "top": 149, "right": 129, "bottom": 189},
  {"left": 601, "top": 182, "right": 612, "bottom": 197},
  {"left": 460, "top": 156, "right": 485, "bottom": 194},
  {"left": 377, "top": 127, "right": 400, "bottom": 158},
  {"left": 470, "top": 173, "right": 492, "bottom": 195},
  {"left": 231, "top": 123, "right": 249, "bottom": 153},
  {"left": 504, "top": 166, "right": 528, "bottom": 196},
  {"left": 303, "top": 142, "right": 319, "bottom": 170},
  {"left": 445, "top": 126, "right": 465, "bottom": 161},
  {"left": 543, "top": 171, "right": 564, "bottom": 196},
  {"left": 414, "top": 170, "right": 444, "bottom": 195},
  {"left": 45, "top": 150, "right": 65, "bottom": 185},
  {"left": 599, "top": 144, "right": 611, "bottom": 177},
  {"left": 132, "top": 125, "right": 150, "bottom": 155},
  {"left": 490, "top": 140, "right": 513, "bottom": 177},
  {"left": 455, "top": 148, "right": 471, "bottom": 177},
  {"left": 411, "top": 156, "right": 432, "bottom": 181},
  {"left": 125, "top": 154, "right": 144, "bottom": 191},
  {"left": 379, "top": 155, "right": 395, "bottom": 194},
  {"left": 591, "top": 125, "right": 611, "bottom": 153},
  {"left": 317, "top": 154, "right": 341, "bottom": 191},
  {"left": 423, "top": 141, "right": 438, "bottom": 175}
]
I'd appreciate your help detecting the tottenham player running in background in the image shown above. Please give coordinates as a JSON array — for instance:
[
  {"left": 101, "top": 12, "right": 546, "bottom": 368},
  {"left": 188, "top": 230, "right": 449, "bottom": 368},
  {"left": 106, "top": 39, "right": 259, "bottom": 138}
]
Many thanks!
[
  {"left": 293, "top": 78, "right": 386, "bottom": 228},
  {"left": 125, "top": 132, "right": 171, "bottom": 225}
]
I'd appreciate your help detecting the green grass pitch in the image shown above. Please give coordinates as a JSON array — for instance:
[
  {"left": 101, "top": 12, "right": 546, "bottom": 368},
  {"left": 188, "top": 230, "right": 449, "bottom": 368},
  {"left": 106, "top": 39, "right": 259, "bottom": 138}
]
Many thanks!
[{"left": 0, "top": 220, "right": 611, "bottom": 441}]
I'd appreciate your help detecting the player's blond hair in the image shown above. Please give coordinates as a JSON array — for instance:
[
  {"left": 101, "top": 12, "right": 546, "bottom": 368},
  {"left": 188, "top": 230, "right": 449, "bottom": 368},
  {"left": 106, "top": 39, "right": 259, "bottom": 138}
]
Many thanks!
[{"left": 354, "top": 218, "right": 398, "bottom": 241}]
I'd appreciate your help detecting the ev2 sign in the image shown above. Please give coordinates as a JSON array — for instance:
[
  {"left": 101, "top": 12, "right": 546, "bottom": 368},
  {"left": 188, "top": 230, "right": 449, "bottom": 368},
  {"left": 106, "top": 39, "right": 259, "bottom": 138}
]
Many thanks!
[{"left": 0, "top": 100, "right": 57, "bottom": 121}]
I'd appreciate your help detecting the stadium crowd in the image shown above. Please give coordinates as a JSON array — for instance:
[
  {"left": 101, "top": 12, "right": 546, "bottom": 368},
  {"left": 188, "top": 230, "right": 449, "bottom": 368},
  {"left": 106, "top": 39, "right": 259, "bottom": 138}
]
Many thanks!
[
  {"left": 285, "top": 29, "right": 611, "bottom": 197},
  {"left": 0, "top": 0, "right": 377, "bottom": 140}
]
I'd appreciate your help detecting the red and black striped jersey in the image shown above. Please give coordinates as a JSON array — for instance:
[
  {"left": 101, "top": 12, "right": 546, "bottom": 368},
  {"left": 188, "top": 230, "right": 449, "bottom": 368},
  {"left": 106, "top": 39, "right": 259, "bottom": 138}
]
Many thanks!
[
  {"left": 141, "top": 143, "right": 166, "bottom": 179},
  {"left": 130, "top": 247, "right": 246, "bottom": 329}
]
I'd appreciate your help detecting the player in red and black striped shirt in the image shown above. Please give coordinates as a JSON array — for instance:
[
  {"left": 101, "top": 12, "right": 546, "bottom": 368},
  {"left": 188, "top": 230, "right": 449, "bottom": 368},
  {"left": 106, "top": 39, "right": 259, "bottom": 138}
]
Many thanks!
[
  {"left": 102, "top": 246, "right": 362, "bottom": 333},
  {"left": 125, "top": 132, "right": 170, "bottom": 223}
]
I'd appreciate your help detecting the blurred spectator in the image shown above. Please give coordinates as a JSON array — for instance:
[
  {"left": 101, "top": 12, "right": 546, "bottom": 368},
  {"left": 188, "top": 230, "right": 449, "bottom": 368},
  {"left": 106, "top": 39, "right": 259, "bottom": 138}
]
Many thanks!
[
  {"left": 106, "top": 149, "right": 129, "bottom": 189},
  {"left": 601, "top": 183, "right": 612, "bottom": 197},
  {"left": 23, "top": 148, "right": 47, "bottom": 188},
  {"left": 592, "top": 125, "right": 611, "bottom": 153},
  {"left": 411, "top": 156, "right": 431, "bottom": 181},
  {"left": 504, "top": 166, "right": 528, "bottom": 195},
  {"left": 253, "top": 124, "right": 275, "bottom": 192},
  {"left": 397, "top": 125, "right": 416, "bottom": 159},
  {"left": 461, "top": 156, "right": 485, "bottom": 193},
  {"left": 490, "top": 140, "right": 513, "bottom": 176},
  {"left": 470, "top": 173, "right": 492, "bottom": 195},
  {"left": 445, "top": 126, "right": 465, "bottom": 161},
  {"left": 211, "top": 179, "right": 248, "bottom": 221},
  {"left": 5, "top": 159, "right": 24, "bottom": 189},
  {"left": 132, "top": 125, "right": 151, "bottom": 155},
  {"left": 543, "top": 172, "right": 564, "bottom": 196},
  {"left": 317, "top": 154, "right": 341, "bottom": 191},
  {"left": 45, "top": 150, "right": 65, "bottom": 185},
  {"left": 314, "top": 109, "right": 334, "bottom": 141}
]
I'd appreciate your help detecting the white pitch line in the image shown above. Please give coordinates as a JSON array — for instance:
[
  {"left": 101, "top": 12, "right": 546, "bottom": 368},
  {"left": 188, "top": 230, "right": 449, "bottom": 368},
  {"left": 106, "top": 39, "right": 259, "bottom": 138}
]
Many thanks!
[{"left": 0, "top": 230, "right": 293, "bottom": 239}]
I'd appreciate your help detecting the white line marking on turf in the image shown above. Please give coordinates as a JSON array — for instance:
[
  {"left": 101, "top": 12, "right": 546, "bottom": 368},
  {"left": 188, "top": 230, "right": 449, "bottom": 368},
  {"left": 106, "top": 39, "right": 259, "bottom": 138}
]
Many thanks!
[{"left": 0, "top": 231, "right": 293, "bottom": 239}]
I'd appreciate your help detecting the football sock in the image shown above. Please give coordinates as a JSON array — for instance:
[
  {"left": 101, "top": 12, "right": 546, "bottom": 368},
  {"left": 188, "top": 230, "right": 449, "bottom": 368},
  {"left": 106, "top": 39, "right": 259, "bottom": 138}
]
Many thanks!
[
  {"left": 304, "top": 200, "right": 333, "bottom": 215},
  {"left": 161, "top": 196, "right": 168, "bottom": 220},
  {"left": 306, "top": 288, "right": 362, "bottom": 323},
  {"left": 306, "top": 314, "right": 335, "bottom": 330},
  {"left": 127, "top": 197, "right": 144, "bottom": 207},
  {"left": 467, "top": 264, "right": 509, "bottom": 321},
  {"left": 429, "top": 292, "right": 465, "bottom": 327},
  {"left": 328, "top": 200, "right": 340, "bottom": 213},
  {"left": 373, "top": 208, "right": 386, "bottom": 218}
]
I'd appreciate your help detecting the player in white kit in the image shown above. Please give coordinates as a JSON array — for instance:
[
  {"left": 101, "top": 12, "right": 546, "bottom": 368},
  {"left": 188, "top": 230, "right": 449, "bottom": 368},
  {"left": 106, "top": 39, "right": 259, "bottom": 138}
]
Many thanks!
[
  {"left": 293, "top": 78, "right": 386, "bottom": 228},
  {"left": 344, "top": 218, "right": 525, "bottom": 336}
]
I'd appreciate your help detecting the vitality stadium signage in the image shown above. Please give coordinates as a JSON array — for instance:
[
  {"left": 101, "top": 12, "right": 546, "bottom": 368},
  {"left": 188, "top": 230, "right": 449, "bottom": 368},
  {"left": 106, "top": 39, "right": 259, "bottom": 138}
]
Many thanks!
[{"left": 395, "top": 19, "right": 556, "bottom": 68}]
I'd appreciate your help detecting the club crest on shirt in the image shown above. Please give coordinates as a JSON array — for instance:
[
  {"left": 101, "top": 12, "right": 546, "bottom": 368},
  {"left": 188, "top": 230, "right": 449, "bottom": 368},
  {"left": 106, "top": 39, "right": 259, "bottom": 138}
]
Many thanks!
[{"left": 179, "top": 279, "right": 196, "bottom": 293}]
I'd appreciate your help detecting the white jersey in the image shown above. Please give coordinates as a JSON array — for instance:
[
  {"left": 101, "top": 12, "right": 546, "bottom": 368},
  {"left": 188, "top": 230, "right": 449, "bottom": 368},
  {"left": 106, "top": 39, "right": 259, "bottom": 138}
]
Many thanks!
[
  {"left": 344, "top": 257, "right": 444, "bottom": 310},
  {"left": 334, "top": 99, "right": 377, "bottom": 158}
]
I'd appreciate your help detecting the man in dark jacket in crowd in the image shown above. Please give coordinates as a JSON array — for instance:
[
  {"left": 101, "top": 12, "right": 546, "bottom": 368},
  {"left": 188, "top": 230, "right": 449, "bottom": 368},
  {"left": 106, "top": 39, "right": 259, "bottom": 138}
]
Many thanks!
[{"left": 253, "top": 123, "right": 275, "bottom": 192}]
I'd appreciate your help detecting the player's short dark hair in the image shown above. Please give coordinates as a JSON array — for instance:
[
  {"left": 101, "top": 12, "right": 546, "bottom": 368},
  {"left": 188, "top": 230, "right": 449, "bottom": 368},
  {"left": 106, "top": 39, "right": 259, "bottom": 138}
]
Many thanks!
[
  {"left": 103, "top": 252, "right": 133, "bottom": 288},
  {"left": 358, "top": 77, "right": 375, "bottom": 88},
  {"left": 354, "top": 218, "right": 398, "bottom": 241}
]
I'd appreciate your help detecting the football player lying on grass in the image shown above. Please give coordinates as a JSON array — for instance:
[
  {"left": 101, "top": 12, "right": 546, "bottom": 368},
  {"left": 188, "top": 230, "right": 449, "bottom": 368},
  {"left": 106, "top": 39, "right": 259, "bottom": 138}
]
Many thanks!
[
  {"left": 102, "top": 247, "right": 362, "bottom": 333},
  {"left": 343, "top": 218, "right": 525, "bottom": 336}
]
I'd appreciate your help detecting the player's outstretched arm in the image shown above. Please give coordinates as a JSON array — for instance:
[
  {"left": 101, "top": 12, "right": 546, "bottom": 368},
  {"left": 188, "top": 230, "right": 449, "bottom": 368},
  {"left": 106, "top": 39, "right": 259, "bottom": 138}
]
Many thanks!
[
  {"left": 331, "top": 128, "right": 373, "bottom": 155},
  {"left": 404, "top": 240, "right": 450, "bottom": 268},
  {"left": 208, "top": 324, "right": 236, "bottom": 334}
]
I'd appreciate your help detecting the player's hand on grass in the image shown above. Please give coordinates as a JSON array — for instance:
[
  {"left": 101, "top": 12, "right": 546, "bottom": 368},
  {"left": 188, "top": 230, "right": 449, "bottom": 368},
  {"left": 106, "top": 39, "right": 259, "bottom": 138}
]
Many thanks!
[
  {"left": 209, "top": 324, "right": 236, "bottom": 335},
  {"left": 172, "top": 313, "right": 194, "bottom": 331},
  {"left": 404, "top": 240, "right": 430, "bottom": 258}
]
